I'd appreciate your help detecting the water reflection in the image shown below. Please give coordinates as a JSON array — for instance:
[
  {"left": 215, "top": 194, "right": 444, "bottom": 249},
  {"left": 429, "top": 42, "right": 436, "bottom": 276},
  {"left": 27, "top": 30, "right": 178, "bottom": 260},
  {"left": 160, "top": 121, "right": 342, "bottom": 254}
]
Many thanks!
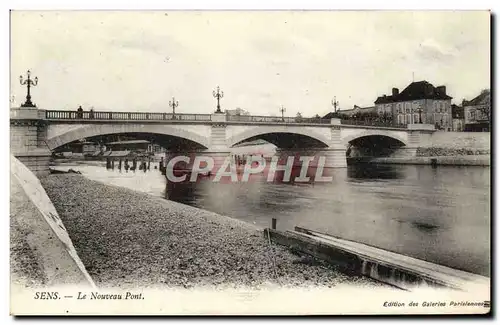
[
  {"left": 346, "top": 163, "right": 405, "bottom": 180},
  {"left": 162, "top": 164, "right": 490, "bottom": 276},
  {"left": 53, "top": 160, "right": 490, "bottom": 276}
]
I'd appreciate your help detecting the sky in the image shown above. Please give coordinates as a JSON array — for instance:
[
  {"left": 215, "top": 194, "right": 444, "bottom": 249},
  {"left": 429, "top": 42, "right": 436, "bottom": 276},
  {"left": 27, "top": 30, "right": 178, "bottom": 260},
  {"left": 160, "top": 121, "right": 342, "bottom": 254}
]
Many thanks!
[{"left": 10, "top": 11, "right": 490, "bottom": 117}]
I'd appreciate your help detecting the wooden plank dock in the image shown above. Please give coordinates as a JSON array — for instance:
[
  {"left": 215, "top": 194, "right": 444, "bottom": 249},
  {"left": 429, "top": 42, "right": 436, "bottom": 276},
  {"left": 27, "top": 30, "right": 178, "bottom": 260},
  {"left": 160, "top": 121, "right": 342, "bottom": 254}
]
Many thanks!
[{"left": 265, "top": 226, "right": 489, "bottom": 292}]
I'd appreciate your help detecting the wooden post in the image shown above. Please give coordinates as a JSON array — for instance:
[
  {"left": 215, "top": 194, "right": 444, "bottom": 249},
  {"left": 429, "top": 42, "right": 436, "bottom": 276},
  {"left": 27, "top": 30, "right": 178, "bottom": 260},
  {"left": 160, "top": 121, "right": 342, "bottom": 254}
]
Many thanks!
[{"left": 271, "top": 218, "right": 277, "bottom": 230}]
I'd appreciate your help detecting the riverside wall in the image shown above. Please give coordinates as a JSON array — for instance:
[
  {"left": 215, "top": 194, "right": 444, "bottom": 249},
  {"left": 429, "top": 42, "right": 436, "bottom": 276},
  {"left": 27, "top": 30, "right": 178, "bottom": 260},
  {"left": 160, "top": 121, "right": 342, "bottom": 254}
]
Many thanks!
[
  {"left": 10, "top": 155, "right": 96, "bottom": 289},
  {"left": 373, "top": 131, "right": 491, "bottom": 166}
]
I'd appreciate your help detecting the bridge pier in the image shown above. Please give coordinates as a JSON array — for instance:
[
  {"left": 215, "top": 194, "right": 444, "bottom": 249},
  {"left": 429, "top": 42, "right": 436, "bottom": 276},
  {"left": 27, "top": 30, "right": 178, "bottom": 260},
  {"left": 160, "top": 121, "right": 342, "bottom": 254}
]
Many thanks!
[
  {"left": 164, "top": 150, "right": 232, "bottom": 176},
  {"left": 318, "top": 148, "right": 347, "bottom": 168},
  {"left": 10, "top": 107, "right": 52, "bottom": 176}
]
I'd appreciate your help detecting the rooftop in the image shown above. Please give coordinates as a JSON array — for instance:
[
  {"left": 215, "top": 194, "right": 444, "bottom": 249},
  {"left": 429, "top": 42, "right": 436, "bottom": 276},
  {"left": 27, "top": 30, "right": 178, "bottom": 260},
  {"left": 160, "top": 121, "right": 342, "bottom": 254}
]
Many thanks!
[
  {"left": 463, "top": 89, "right": 490, "bottom": 107},
  {"left": 322, "top": 105, "right": 376, "bottom": 119},
  {"left": 375, "top": 81, "right": 452, "bottom": 104}
]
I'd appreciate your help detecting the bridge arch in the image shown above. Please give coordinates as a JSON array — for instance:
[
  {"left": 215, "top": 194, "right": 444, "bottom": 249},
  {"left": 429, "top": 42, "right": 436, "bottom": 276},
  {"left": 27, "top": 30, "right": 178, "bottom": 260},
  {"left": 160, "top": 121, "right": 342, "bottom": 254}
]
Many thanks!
[
  {"left": 46, "top": 124, "right": 210, "bottom": 150},
  {"left": 342, "top": 130, "right": 408, "bottom": 147},
  {"left": 227, "top": 126, "right": 330, "bottom": 149},
  {"left": 342, "top": 130, "right": 408, "bottom": 159}
]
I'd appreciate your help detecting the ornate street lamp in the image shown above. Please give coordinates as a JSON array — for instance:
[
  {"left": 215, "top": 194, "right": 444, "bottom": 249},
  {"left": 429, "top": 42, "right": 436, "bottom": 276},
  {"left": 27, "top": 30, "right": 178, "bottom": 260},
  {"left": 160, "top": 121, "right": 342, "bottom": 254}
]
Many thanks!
[
  {"left": 19, "top": 70, "right": 38, "bottom": 107},
  {"left": 331, "top": 96, "right": 339, "bottom": 113},
  {"left": 169, "top": 97, "right": 179, "bottom": 118},
  {"left": 212, "top": 86, "right": 224, "bottom": 113},
  {"left": 279, "top": 105, "right": 286, "bottom": 122}
]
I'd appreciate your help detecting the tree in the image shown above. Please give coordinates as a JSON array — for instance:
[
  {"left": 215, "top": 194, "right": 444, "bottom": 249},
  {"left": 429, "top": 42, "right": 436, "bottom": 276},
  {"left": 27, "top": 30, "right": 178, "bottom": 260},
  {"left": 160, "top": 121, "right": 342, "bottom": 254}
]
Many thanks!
[
  {"left": 295, "top": 112, "right": 303, "bottom": 122},
  {"left": 477, "top": 89, "right": 491, "bottom": 122},
  {"left": 379, "top": 111, "right": 393, "bottom": 124}
]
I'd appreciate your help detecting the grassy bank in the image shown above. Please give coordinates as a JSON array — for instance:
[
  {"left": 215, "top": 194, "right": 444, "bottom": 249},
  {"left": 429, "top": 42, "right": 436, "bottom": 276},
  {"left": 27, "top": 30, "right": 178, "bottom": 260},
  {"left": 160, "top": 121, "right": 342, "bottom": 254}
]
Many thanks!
[{"left": 40, "top": 175, "right": 383, "bottom": 289}]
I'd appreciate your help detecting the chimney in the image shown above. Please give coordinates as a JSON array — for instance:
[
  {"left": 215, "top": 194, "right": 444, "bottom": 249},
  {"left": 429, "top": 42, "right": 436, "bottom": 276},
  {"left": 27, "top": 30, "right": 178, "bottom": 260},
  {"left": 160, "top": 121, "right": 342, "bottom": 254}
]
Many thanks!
[
  {"left": 392, "top": 88, "right": 399, "bottom": 96},
  {"left": 426, "top": 84, "right": 434, "bottom": 95},
  {"left": 436, "top": 86, "right": 446, "bottom": 95}
]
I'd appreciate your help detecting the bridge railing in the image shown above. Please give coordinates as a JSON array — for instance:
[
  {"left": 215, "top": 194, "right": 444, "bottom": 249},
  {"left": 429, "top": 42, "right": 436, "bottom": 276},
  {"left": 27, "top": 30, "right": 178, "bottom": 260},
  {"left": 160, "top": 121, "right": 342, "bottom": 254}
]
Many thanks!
[
  {"left": 227, "top": 115, "right": 331, "bottom": 124},
  {"left": 340, "top": 119, "right": 407, "bottom": 129},
  {"left": 43, "top": 110, "right": 407, "bottom": 128},
  {"left": 45, "top": 110, "right": 212, "bottom": 122}
]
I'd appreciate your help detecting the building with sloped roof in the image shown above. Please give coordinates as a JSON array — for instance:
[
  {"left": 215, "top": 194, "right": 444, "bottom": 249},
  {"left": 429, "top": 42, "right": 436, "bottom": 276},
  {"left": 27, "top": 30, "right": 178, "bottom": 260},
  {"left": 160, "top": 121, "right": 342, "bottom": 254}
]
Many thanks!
[
  {"left": 322, "top": 105, "right": 377, "bottom": 119},
  {"left": 374, "top": 80, "right": 453, "bottom": 130},
  {"left": 225, "top": 107, "right": 250, "bottom": 116},
  {"left": 463, "top": 89, "right": 490, "bottom": 132},
  {"left": 105, "top": 140, "right": 165, "bottom": 154},
  {"left": 451, "top": 104, "right": 465, "bottom": 132}
]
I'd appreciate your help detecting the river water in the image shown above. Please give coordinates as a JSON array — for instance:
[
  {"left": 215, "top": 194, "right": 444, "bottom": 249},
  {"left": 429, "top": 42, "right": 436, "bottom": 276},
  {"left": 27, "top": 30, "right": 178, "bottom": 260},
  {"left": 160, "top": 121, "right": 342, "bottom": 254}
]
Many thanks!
[{"left": 52, "top": 160, "right": 490, "bottom": 276}]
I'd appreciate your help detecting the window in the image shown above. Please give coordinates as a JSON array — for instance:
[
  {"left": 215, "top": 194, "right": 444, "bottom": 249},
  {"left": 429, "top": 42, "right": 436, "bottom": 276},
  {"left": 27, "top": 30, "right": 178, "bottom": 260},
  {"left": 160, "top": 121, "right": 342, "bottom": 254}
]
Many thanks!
[{"left": 413, "top": 114, "right": 419, "bottom": 123}]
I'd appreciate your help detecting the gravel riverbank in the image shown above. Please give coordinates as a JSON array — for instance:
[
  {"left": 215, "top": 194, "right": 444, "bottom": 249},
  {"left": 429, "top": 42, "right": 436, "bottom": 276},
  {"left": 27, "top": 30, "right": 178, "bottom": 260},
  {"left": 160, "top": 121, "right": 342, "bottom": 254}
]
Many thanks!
[{"left": 40, "top": 174, "right": 385, "bottom": 289}]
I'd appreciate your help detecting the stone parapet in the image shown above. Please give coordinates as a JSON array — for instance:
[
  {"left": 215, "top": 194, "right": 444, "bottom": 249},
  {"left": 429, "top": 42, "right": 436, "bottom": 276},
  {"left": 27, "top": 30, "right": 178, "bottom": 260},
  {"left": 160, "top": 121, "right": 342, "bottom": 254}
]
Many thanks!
[
  {"left": 407, "top": 123, "right": 435, "bottom": 131},
  {"left": 13, "top": 149, "right": 53, "bottom": 177}
]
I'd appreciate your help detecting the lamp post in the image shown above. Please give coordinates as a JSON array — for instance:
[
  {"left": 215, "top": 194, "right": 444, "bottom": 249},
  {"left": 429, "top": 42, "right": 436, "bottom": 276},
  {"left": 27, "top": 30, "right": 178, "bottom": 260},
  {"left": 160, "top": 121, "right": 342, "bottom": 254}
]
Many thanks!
[
  {"left": 331, "top": 96, "right": 339, "bottom": 113},
  {"left": 19, "top": 70, "right": 38, "bottom": 107},
  {"left": 213, "top": 86, "right": 224, "bottom": 113},
  {"left": 279, "top": 105, "right": 286, "bottom": 122},
  {"left": 169, "top": 97, "right": 179, "bottom": 118},
  {"left": 417, "top": 106, "right": 423, "bottom": 124}
]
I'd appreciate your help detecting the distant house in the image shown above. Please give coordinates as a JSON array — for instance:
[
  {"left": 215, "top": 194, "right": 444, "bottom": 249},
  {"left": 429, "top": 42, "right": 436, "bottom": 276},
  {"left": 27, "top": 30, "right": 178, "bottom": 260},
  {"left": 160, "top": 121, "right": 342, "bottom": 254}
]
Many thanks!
[
  {"left": 322, "top": 111, "right": 338, "bottom": 119},
  {"left": 323, "top": 105, "right": 376, "bottom": 119},
  {"left": 53, "top": 140, "right": 98, "bottom": 155},
  {"left": 105, "top": 140, "right": 164, "bottom": 154},
  {"left": 463, "top": 89, "right": 490, "bottom": 132},
  {"left": 225, "top": 108, "right": 250, "bottom": 116},
  {"left": 451, "top": 104, "right": 465, "bottom": 132},
  {"left": 374, "top": 81, "right": 453, "bottom": 130},
  {"left": 82, "top": 141, "right": 99, "bottom": 155}
]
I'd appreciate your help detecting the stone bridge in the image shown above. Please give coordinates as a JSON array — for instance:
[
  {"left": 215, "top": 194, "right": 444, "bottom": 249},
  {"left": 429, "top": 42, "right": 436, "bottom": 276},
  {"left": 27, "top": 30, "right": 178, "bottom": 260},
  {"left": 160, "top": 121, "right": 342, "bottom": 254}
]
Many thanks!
[{"left": 10, "top": 107, "right": 436, "bottom": 175}]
